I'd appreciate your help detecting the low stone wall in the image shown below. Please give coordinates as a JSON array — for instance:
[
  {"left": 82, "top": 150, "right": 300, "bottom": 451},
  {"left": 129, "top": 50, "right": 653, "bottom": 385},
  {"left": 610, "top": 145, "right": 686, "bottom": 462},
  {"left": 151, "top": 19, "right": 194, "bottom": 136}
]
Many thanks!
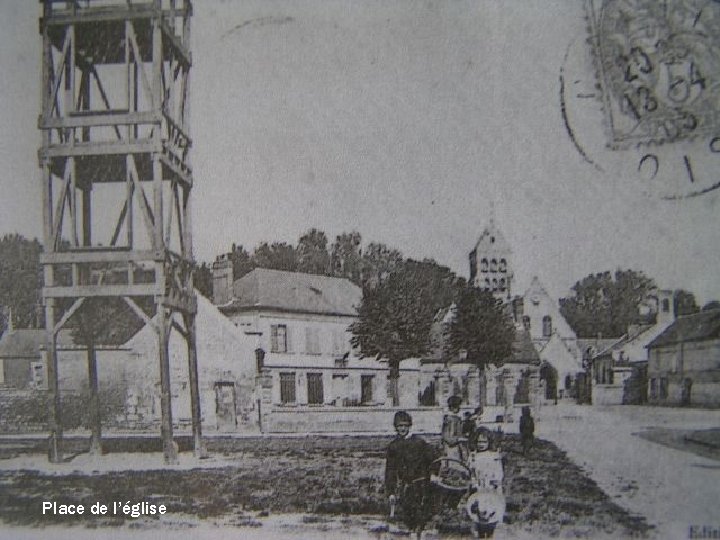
[
  {"left": 262, "top": 404, "right": 518, "bottom": 434},
  {"left": 0, "top": 387, "right": 127, "bottom": 433},
  {"left": 593, "top": 384, "right": 624, "bottom": 406}
]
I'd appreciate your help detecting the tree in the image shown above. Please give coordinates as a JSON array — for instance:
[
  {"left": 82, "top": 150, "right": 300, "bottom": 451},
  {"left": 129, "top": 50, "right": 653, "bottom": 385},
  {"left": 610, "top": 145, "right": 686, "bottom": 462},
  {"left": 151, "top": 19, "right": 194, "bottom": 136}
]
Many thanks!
[
  {"left": 296, "top": 228, "right": 330, "bottom": 275},
  {"left": 351, "top": 259, "right": 462, "bottom": 404},
  {"left": 229, "top": 244, "right": 255, "bottom": 280},
  {"left": 194, "top": 262, "right": 213, "bottom": 299},
  {"left": 253, "top": 242, "right": 298, "bottom": 272},
  {"left": 0, "top": 234, "right": 43, "bottom": 335},
  {"left": 444, "top": 287, "right": 515, "bottom": 369},
  {"left": 559, "top": 269, "right": 656, "bottom": 338},
  {"left": 330, "top": 231, "right": 362, "bottom": 285},
  {"left": 674, "top": 289, "right": 699, "bottom": 316},
  {"left": 360, "top": 242, "right": 403, "bottom": 289}
]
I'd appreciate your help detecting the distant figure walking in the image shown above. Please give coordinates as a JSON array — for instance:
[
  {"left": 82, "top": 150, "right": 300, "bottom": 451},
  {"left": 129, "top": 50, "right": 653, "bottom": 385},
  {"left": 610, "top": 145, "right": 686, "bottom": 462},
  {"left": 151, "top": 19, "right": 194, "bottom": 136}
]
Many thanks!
[{"left": 519, "top": 406, "right": 535, "bottom": 456}]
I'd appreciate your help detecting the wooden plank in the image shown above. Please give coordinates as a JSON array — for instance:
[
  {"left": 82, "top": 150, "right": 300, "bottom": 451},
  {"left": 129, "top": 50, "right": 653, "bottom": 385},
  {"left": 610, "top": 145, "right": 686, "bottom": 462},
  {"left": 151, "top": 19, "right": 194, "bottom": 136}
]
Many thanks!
[
  {"left": 128, "top": 22, "right": 154, "bottom": 109},
  {"left": 40, "top": 248, "right": 159, "bottom": 265},
  {"left": 42, "top": 139, "right": 158, "bottom": 158},
  {"left": 53, "top": 297, "right": 85, "bottom": 335},
  {"left": 160, "top": 19, "right": 191, "bottom": 67},
  {"left": 128, "top": 154, "right": 157, "bottom": 242},
  {"left": 51, "top": 162, "right": 71, "bottom": 250},
  {"left": 160, "top": 152, "right": 192, "bottom": 187},
  {"left": 90, "top": 66, "right": 123, "bottom": 140},
  {"left": 43, "top": 283, "right": 160, "bottom": 298},
  {"left": 42, "top": 6, "right": 190, "bottom": 27},
  {"left": 123, "top": 296, "right": 158, "bottom": 333},
  {"left": 50, "top": 32, "right": 70, "bottom": 118}
]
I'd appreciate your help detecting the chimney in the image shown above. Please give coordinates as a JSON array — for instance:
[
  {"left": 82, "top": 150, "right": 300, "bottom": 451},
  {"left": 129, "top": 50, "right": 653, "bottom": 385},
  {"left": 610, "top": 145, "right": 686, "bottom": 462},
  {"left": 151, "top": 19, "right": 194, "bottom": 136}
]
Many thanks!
[
  {"left": 656, "top": 289, "right": 675, "bottom": 325},
  {"left": 212, "top": 254, "right": 234, "bottom": 305}
]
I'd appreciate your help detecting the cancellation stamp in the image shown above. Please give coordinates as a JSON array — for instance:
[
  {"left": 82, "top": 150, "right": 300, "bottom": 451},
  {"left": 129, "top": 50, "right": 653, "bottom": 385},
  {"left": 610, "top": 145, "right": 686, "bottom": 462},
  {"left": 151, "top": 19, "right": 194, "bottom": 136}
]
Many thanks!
[
  {"left": 561, "top": 0, "right": 720, "bottom": 199},
  {"left": 587, "top": 0, "right": 720, "bottom": 149}
]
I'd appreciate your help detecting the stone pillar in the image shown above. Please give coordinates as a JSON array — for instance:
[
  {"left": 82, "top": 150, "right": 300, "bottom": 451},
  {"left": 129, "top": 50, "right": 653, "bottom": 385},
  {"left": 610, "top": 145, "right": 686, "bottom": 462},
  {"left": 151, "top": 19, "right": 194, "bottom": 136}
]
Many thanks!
[{"left": 256, "top": 369, "right": 273, "bottom": 432}]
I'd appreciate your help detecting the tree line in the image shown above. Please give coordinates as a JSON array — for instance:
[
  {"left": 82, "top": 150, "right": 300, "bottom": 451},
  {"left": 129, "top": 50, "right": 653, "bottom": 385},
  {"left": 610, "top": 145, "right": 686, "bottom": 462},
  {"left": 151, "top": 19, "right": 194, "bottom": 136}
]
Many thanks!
[{"left": 0, "top": 232, "right": 714, "bottom": 353}]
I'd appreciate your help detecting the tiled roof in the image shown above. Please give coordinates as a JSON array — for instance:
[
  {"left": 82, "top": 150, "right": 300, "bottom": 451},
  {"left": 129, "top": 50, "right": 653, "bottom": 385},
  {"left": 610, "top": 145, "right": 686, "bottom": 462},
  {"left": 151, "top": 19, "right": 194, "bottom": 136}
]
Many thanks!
[
  {"left": 224, "top": 268, "right": 361, "bottom": 317},
  {"left": 0, "top": 329, "right": 78, "bottom": 358},
  {"left": 647, "top": 309, "right": 720, "bottom": 349},
  {"left": 0, "top": 329, "right": 45, "bottom": 359}
]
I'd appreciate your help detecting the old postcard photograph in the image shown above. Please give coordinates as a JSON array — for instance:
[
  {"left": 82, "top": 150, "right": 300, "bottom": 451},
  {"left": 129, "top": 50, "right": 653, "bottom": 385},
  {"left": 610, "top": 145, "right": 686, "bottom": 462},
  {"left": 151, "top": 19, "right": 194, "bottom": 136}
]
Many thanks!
[{"left": 0, "top": 1, "right": 718, "bottom": 539}]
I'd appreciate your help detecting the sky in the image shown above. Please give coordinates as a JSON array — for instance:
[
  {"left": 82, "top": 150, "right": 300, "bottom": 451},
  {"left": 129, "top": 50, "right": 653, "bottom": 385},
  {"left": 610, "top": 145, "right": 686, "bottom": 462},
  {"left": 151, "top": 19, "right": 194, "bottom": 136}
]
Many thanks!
[{"left": 0, "top": 1, "right": 719, "bottom": 304}]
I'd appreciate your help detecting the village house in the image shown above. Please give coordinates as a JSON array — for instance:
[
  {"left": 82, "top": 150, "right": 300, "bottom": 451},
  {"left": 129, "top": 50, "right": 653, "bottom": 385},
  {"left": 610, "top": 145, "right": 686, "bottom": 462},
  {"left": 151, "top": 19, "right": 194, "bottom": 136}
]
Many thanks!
[
  {"left": 211, "top": 261, "right": 412, "bottom": 432},
  {"left": 590, "top": 290, "right": 676, "bottom": 405},
  {"left": 646, "top": 308, "right": 720, "bottom": 407}
]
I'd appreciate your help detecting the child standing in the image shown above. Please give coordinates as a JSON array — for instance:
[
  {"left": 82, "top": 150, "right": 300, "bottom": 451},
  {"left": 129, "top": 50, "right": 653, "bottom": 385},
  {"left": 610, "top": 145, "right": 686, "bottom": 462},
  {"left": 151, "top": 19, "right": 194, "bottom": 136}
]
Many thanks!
[
  {"left": 385, "top": 410, "right": 437, "bottom": 537},
  {"left": 519, "top": 406, "right": 535, "bottom": 456}
]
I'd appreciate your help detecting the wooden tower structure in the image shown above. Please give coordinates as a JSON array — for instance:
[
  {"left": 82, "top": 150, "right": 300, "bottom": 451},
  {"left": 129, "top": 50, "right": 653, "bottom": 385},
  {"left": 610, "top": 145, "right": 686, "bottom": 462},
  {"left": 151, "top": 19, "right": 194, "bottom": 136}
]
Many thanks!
[{"left": 38, "top": 0, "right": 199, "bottom": 464}]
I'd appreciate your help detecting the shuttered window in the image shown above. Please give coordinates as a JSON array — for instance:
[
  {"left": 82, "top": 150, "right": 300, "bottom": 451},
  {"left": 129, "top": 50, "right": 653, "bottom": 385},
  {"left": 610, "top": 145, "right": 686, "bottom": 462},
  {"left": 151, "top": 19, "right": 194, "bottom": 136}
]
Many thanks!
[
  {"left": 271, "top": 324, "right": 288, "bottom": 353},
  {"left": 361, "top": 375, "right": 374, "bottom": 404},
  {"left": 280, "top": 372, "right": 296, "bottom": 404},
  {"left": 307, "top": 373, "right": 324, "bottom": 405}
]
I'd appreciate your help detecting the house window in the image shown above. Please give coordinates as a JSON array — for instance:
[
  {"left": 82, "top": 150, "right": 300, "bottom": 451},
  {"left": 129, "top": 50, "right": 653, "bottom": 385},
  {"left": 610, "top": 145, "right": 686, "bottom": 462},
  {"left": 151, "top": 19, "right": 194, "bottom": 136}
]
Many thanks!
[
  {"left": 499, "top": 278, "right": 506, "bottom": 292},
  {"left": 659, "top": 377, "right": 668, "bottom": 399},
  {"left": 490, "top": 259, "right": 497, "bottom": 272},
  {"left": 279, "top": 372, "right": 296, "bottom": 404},
  {"left": 499, "top": 259, "right": 507, "bottom": 272},
  {"left": 305, "top": 327, "right": 321, "bottom": 355},
  {"left": 480, "top": 258, "right": 488, "bottom": 272},
  {"left": 661, "top": 298, "right": 670, "bottom": 313},
  {"left": 485, "top": 278, "right": 491, "bottom": 290},
  {"left": 649, "top": 378, "right": 657, "bottom": 399},
  {"left": 307, "top": 373, "right": 324, "bottom": 405},
  {"left": 542, "top": 315, "right": 552, "bottom": 337},
  {"left": 522, "top": 315, "right": 531, "bottom": 332},
  {"left": 361, "top": 375, "right": 374, "bottom": 404},
  {"left": 271, "top": 324, "right": 288, "bottom": 353}
]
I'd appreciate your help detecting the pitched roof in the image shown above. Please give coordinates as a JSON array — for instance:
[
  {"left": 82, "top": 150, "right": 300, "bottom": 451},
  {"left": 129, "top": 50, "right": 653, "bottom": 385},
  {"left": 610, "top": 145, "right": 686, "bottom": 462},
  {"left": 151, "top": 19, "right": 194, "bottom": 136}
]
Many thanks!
[
  {"left": 0, "top": 329, "right": 77, "bottom": 358},
  {"left": 224, "top": 268, "right": 361, "bottom": 317},
  {"left": 0, "top": 329, "right": 44, "bottom": 359},
  {"left": 647, "top": 309, "right": 720, "bottom": 349},
  {"left": 471, "top": 219, "right": 512, "bottom": 254}
]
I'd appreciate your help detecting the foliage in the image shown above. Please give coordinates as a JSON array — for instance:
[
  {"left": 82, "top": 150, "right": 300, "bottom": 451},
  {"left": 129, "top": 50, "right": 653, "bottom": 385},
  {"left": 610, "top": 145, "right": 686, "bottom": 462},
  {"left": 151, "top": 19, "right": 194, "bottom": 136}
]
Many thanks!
[
  {"left": 253, "top": 242, "right": 298, "bottom": 272},
  {"left": 330, "top": 231, "right": 363, "bottom": 285},
  {"left": 444, "top": 287, "right": 515, "bottom": 368},
  {"left": 0, "top": 234, "right": 43, "bottom": 336},
  {"left": 702, "top": 300, "right": 720, "bottom": 312},
  {"left": 350, "top": 259, "right": 462, "bottom": 376},
  {"left": 297, "top": 228, "right": 330, "bottom": 275},
  {"left": 360, "top": 242, "right": 403, "bottom": 289},
  {"left": 673, "top": 289, "right": 699, "bottom": 316},
  {"left": 194, "top": 262, "right": 213, "bottom": 299},
  {"left": 68, "top": 297, "right": 151, "bottom": 347},
  {"left": 559, "top": 269, "right": 656, "bottom": 338}
]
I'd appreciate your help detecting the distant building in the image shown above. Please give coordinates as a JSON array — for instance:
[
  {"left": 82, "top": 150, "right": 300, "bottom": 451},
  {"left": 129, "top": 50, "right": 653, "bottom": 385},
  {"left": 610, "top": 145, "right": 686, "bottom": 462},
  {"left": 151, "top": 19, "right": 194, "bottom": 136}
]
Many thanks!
[
  {"left": 590, "top": 290, "right": 676, "bottom": 405},
  {"left": 646, "top": 308, "right": 720, "bottom": 408}
]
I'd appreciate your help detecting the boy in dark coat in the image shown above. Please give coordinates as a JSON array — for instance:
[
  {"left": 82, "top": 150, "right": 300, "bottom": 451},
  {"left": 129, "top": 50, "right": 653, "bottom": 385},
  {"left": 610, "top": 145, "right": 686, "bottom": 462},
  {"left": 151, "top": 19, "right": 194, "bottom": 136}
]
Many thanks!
[
  {"left": 519, "top": 406, "right": 535, "bottom": 455},
  {"left": 385, "top": 410, "right": 437, "bottom": 536}
]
